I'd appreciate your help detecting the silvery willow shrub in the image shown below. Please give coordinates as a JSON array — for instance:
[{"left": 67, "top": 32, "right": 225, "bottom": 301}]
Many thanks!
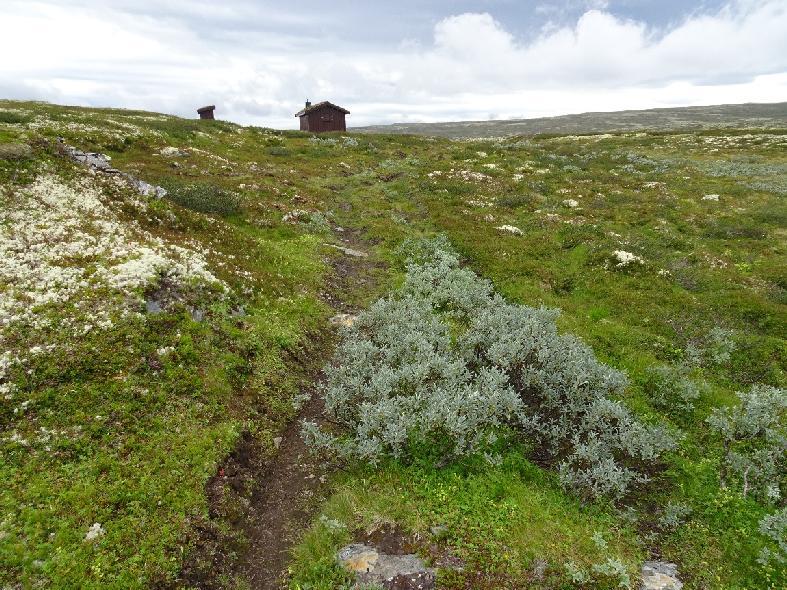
[
  {"left": 758, "top": 507, "right": 787, "bottom": 566},
  {"left": 685, "top": 327, "right": 737, "bottom": 367},
  {"left": 304, "top": 239, "right": 675, "bottom": 499},
  {"left": 707, "top": 384, "right": 787, "bottom": 503},
  {"left": 394, "top": 234, "right": 455, "bottom": 268},
  {"left": 643, "top": 365, "right": 704, "bottom": 414},
  {"left": 460, "top": 298, "right": 674, "bottom": 500},
  {"left": 301, "top": 295, "right": 521, "bottom": 462}
]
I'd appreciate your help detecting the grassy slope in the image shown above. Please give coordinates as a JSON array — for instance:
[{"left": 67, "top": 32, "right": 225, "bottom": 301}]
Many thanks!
[{"left": 1, "top": 101, "right": 785, "bottom": 589}]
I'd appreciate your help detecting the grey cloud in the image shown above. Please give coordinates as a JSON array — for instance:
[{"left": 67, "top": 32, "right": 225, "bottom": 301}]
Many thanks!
[{"left": 1, "top": 0, "right": 784, "bottom": 127}]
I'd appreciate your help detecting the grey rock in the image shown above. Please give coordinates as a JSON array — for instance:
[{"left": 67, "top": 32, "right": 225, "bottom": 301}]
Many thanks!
[
  {"left": 337, "top": 544, "right": 435, "bottom": 590},
  {"left": 60, "top": 139, "right": 167, "bottom": 198},
  {"left": 641, "top": 561, "right": 683, "bottom": 590},
  {"left": 160, "top": 146, "right": 189, "bottom": 157},
  {"left": 329, "top": 313, "right": 357, "bottom": 328},
  {"left": 125, "top": 175, "right": 167, "bottom": 199},
  {"left": 145, "top": 298, "right": 163, "bottom": 314},
  {"left": 325, "top": 244, "right": 368, "bottom": 258}
]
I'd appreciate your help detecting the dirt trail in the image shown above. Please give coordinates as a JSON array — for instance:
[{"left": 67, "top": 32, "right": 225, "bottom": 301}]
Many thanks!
[
  {"left": 237, "top": 229, "right": 379, "bottom": 589},
  {"left": 240, "top": 391, "right": 329, "bottom": 589}
]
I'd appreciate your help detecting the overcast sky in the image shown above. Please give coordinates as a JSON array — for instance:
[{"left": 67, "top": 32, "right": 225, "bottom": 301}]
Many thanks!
[{"left": 2, "top": 0, "right": 786, "bottom": 128}]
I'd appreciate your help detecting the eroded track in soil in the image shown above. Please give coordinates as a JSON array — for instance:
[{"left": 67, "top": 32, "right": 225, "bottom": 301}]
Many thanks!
[{"left": 183, "top": 229, "right": 381, "bottom": 590}]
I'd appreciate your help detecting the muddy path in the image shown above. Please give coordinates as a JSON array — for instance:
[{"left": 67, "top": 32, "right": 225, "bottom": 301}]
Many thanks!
[{"left": 179, "top": 228, "right": 383, "bottom": 590}]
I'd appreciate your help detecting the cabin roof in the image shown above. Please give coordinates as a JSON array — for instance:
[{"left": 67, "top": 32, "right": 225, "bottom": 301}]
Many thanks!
[{"left": 294, "top": 101, "right": 350, "bottom": 117}]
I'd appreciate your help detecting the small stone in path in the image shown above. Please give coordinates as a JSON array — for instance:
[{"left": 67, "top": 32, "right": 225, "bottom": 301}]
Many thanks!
[
  {"left": 325, "top": 244, "right": 368, "bottom": 258},
  {"left": 641, "top": 561, "right": 683, "bottom": 590},
  {"left": 330, "top": 313, "right": 358, "bottom": 328}
]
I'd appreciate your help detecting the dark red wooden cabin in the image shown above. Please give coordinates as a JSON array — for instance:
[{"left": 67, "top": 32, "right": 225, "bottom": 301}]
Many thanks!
[
  {"left": 197, "top": 105, "right": 215, "bottom": 120},
  {"left": 295, "top": 100, "right": 349, "bottom": 132}
]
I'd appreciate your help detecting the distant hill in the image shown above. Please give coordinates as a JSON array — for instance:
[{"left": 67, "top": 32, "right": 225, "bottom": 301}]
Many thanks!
[{"left": 353, "top": 101, "right": 787, "bottom": 138}]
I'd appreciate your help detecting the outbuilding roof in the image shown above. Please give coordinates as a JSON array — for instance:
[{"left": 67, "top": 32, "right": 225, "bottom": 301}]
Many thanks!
[{"left": 294, "top": 101, "right": 350, "bottom": 117}]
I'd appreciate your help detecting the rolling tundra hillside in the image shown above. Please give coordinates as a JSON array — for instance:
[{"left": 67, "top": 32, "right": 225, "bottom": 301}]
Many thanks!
[
  {"left": 1, "top": 100, "right": 785, "bottom": 590},
  {"left": 353, "top": 101, "right": 787, "bottom": 138}
]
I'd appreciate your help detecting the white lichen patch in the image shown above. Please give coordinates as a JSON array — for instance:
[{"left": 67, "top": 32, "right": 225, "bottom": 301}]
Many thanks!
[
  {"left": 702, "top": 194, "right": 720, "bottom": 201},
  {"left": 427, "top": 169, "right": 491, "bottom": 183},
  {"left": 496, "top": 225, "right": 523, "bottom": 236},
  {"left": 84, "top": 522, "right": 105, "bottom": 542},
  {"left": 0, "top": 172, "right": 224, "bottom": 352},
  {"left": 612, "top": 250, "right": 645, "bottom": 267}
]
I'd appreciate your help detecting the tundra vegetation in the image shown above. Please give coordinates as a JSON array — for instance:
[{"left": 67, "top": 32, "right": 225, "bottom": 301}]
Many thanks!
[{"left": 0, "top": 100, "right": 785, "bottom": 589}]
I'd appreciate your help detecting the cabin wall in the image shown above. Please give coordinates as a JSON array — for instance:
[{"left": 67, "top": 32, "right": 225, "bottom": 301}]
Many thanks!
[{"left": 302, "top": 106, "right": 346, "bottom": 133}]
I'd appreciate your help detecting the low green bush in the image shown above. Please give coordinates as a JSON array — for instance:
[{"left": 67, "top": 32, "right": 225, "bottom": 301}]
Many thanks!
[
  {"left": 0, "top": 111, "right": 31, "bottom": 124},
  {"left": 0, "top": 142, "right": 32, "bottom": 160},
  {"left": 163, "top": 182, "right": 242, "bottom": 216}
]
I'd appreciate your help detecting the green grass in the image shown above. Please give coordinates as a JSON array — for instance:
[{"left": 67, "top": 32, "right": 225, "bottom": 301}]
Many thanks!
[
  {"left": 0, "top": 99, "right": 784, "bottom": 589},
  {"left": 291, "top": 452, "right": 643, "bottom": 590}
]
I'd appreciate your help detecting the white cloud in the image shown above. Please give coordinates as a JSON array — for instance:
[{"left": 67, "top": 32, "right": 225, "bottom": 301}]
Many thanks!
[{"left": 1, "top": 0, "right": 785, "bottom": 127}]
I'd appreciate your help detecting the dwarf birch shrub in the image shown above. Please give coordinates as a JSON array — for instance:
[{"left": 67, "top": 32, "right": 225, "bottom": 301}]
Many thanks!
[
  {"left": 163, "top": 182, "right": 241, "bottom": 216},
  {"left": 707, "top": 384, "right": 787, "bottom": 503},
  {"left": 304, "top": 239, "right": 675, "bottom": 499}
]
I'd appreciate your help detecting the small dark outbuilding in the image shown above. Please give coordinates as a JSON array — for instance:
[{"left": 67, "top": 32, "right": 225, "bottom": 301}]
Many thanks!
[
  {"left": 295, "top": 100, "right": 349, "bottom": 133},
  {"left": 197, "top": 105, "right": 215, "bottom": 120}
]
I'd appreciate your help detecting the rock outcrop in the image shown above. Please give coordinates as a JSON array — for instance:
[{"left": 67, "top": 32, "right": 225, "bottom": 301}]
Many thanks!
[
  {"left": 641, "top": 561, "right": 683, "bottom": 590},
  {"left": 337, "top": 543, "right": 436, "bottom": 590},
  {"left": 60, "top": 139, "right": 168, "bottom": 198}
]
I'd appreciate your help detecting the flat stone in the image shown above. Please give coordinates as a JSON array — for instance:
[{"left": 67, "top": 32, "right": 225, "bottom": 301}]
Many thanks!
[
  {"left": 145, "top": 298, "right": 163, "bottom": 314},
  {"left": 339, "top": 544, "right": 379, "bottom": 574},
  {"left": 641, "top": 561, "right": 683, "bottom": 590},
  {"left": 329, "top": 313, "right": 358, "bottom": 328},
  {"left": 325, "top": 244, "right": 368, "bottom": 258},
  {"left": 337, "top": 544, "right": 436, "bottom": 590},
  {"left": 160, "top": 146, "right": 189, "bottom": 157}
]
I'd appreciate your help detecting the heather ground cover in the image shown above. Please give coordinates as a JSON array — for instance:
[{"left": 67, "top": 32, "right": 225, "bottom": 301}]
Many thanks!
[{"left": 0, "top": 100, "right": 784, "bottom": 589}]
